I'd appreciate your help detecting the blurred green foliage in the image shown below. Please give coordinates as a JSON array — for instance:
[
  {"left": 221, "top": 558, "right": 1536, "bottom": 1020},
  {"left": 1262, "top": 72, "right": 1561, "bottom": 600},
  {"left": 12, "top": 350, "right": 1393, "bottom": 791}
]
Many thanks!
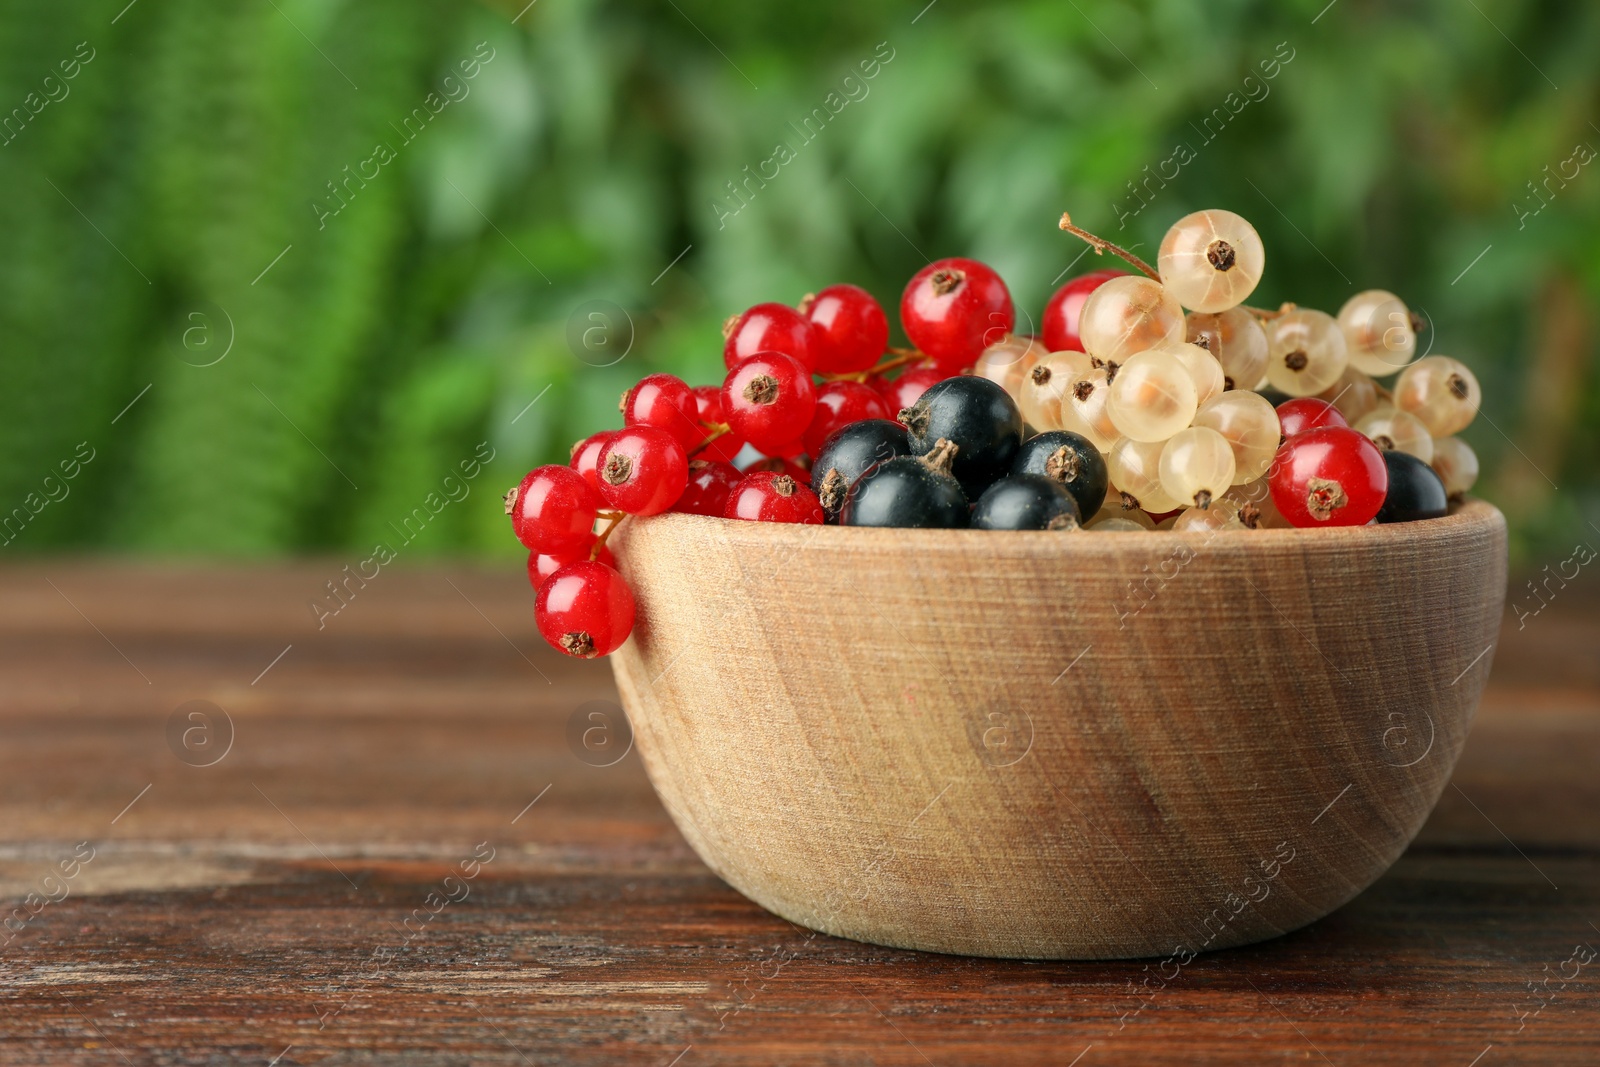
[{"left": 0, "top": 0, "right": 1595, "bottom": 559}]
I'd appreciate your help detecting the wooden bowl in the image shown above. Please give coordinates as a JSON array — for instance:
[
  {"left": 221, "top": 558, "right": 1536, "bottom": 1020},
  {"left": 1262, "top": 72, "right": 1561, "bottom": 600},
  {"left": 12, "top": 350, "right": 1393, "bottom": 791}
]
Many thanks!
[{"left": 609, "top": 500, "right": 1506, "bottom": 959}]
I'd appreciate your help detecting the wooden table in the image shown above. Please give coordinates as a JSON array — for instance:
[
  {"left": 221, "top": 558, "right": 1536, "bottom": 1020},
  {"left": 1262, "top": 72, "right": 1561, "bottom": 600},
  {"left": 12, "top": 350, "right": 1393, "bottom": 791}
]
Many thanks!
[{"left": 1, "top": 562, "right": 1595, "bottom": 1065}]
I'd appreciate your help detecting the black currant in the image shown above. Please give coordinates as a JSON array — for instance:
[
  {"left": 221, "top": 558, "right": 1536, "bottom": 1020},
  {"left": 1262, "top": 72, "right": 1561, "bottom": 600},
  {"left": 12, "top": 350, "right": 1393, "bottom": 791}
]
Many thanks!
[
  {"left": 897, "top": 376, "right": 1022, "bottom": 498},
  {"left": 811, "top": 418, "right": 911, "bottom": 520},
  {"left": 1011, "top": 430, "right": 1108, "bottom": 517},
  {"left": 1374, "top": 450, "right": 1448, "bottom": 524},
  {"left": 971, "top": 475, "right": 1081, "bottom": 531},
  {"left": 840, "top": 439, "right": 968, "bottom": 529}
]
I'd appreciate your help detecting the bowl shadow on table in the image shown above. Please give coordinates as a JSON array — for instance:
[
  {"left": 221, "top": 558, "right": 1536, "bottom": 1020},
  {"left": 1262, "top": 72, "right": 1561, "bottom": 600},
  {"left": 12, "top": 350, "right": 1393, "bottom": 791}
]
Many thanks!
[{"left": 665, "top": 839, "right": 1562, "bottom": 1004}]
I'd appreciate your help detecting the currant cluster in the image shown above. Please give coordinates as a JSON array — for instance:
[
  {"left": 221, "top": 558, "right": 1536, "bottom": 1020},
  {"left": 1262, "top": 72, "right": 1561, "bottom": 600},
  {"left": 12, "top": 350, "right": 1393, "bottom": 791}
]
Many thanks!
[
  {"left": 993, "top": 209, "right": 1482, "bottom": 532},
  {"left": 507, "top": 207, "right": 1483, "bottom": 658}
]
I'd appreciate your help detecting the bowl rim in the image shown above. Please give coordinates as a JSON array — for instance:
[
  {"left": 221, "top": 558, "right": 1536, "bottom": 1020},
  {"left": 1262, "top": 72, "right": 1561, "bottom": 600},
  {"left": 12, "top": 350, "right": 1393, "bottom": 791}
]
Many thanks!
[{"left": 626, "top": 497, "right": 1504, "bottom": 553}]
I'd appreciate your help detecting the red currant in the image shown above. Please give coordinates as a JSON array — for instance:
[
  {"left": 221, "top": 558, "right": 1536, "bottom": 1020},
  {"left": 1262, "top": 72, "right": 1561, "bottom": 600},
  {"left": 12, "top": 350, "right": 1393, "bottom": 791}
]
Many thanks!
[
  {"left": 690, "top": 385, "right": 745, "bottom": 462},
  {"left": 802, "top": 283, "right": 889, "bottom": 374},
  {"left": 723, "top": 302, "right": 820, "bottom": 372},
  {"left": 535, "top": 560, "right": 636, "bottom": 658},
  {"left": 507, "top": 465, "right": 602, "bottom": 555},
  {"left": 1276, "top": 397, "right": 1347, "bottom": 438},
  {"left": 721, "top": 353, "right": 817, "bottom": 455},
  {"left": 1269, "top": 426, "right": 1388, "bottom": 527},
  {"left": 621, "top": 373, "right": 702, "bottom": 454},
  {"left": 802, "top": 380, "right": 891, "bottom": 457},
  {"left": 527, "top": 541, "right": 613, "bottom": 589},
  {"left": 871, "top": 366, "right": 948, "bottom": 414},
  {"left": 673, "top": 459, "right": 742, "bottom": 516},
  {"left": 1042, "top": 269, "right": 1125, "bottom": 352},
  {"left": 725, "top": 472, "right": 825, "bottom": 524},
  {"left": 569, "top": 431, "right": 613, "bottom": 491},
  {"left": 598, "top": 426, "right": 688, "bottom": 516},
  {"left": 900, "top": 257, "right": 1014, "bottom": 372}
]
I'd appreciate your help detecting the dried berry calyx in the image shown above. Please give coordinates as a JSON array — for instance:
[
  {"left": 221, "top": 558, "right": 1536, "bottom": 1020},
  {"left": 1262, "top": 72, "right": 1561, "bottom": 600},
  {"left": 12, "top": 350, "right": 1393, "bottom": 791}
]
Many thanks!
[
  {"left": 898, "top": 403, "right": 931, "bottom": 439},
  {"left": 1031, "top": 364, "right": 1052, "bottom": 385},
  {"left": 1045, "top": 446, "right": 1081, "bottom": 482},
  {"left": 919, "top": 437, "right": 960, "bottom": 475},
  {"left": 930, "top": 268, "right": 965, "bottom": 295},
  {"left": 1073, "top": 380, "right": 1095, "bottom": 402},
  {"left": 772, "top": 475, "right": 798, "bottom": 497},
  {"left": 742, "top": 374, "right": 779, "bottom": 405},
  {"left": 1284, "top": 350, "right": 1309, "bottom": 372},
  {"left": 560, "top": 631, "right": 596, "bottom": 658},
  {"left": 1305, "top": 476, "right": 1348, "bottom": 521},
  {"left": 602, "top": 453, "right": 633, "bottom": 486},
  {"left": 1207, "top": 240, "right": 1236, "bottom": 271},
  {"left": 817, "top": 468, "right": 848, "bottom": 513},
  {"left": 502, "top": 487, "right": 518, "bottom": 515}
]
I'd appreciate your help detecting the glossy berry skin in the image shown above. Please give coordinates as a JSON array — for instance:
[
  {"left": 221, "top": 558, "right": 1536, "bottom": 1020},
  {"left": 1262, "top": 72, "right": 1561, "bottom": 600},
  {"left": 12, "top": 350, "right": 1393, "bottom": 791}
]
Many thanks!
[
  {"left": 1276, "top": 397, "right": 1347, "bottom": 438},
  {"left": 673, "top": 459, "right": 741, "bottom": 517},
  {"left": 1157, "top": 209, "right": 1265, "bottom": 313},
  {"left": 840, "top": 456, "right": 969, "bottom": 529},
  {"left": 898, "top": 376, "right": 1023, "bottom": 498},
  {"left": 1431, "top": 436, "right": 1479, "bottom": 497},
  {"left": 1011, "top": 430, "right": 1107, "bottom": 517},
  {"left": 527, "top": 541, "right": 613, "bottom": 588},
  {"left": 725, "top": 471, "right": 825, "bottom": 524},
  {"left": 569, "top": 431, "right": 614, "bottom": 491},
  {"left": 509, "top": 465, "right": 602, "bottom": 555},
  {"left": 621, "top": 373, "right": 702, "bottom": 454},
  {"left": 722, "top": 353, "right": 816, "bottom": 455},
  {"left": 1041, "top": 270, "right": 1125, "bottom": 352},
  {"left": 597, "top": 426, "right": 688, "bottom": 516},
  {"left": 802, "top": 380, "right": 891, "bottom": 457},
  {"left": 811, "top": 418, "right": 912, "bottom": 518},
  {"left": 723, "top": 302, "right": 820, "bottom": 371},
  {"left": 1394, "top": 355, "right": 1481, "bottom": 437},
  {"left": 803, "top": 284, "right": 889, "bottom": 373},
  {"left": 535, "top": 560, "right": 635, "bottom": 658},
  {"left": 1266, "top": 309, "right": 1349, "bottom": 397},
  {"left": 872, "top": 366, "right": 946, "bottom": 413},
  {"left": 1338, "top": 289, "right": 1417, "bottom": 377},
  {"left": 689, "top": 385, "right": 744, "bottom": 463},
  {"left": 900, "top": 257, "right": 1014, "bottom": 372},
  {"left": 971, "top": 475, "right": 1082, "bottom": 531},
  {"left": 1268, "top": 427, "right": 1388, "bottom": 527},
  {"left": 1374, "top": 450, "right": 1448, "bottom": 524}
]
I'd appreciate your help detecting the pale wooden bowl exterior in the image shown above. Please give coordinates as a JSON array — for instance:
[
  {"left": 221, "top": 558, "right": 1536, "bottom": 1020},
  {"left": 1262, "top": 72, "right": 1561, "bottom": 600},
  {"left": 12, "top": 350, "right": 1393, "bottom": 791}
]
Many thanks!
[{"left": 609, "top": 500, "right": 1507, "bottom": 959}]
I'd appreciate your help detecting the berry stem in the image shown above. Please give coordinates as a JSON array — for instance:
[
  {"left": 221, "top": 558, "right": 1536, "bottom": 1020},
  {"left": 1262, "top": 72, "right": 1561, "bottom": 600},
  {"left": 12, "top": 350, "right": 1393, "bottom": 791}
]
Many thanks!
[
  {"left": 692, "top": 422, "right": 732, "bottom": 454},
  {"left": 823, "top": 348, "right": 927, "bottom": 382},
  {"left": 1242, "top": 302, "right": 1297, "bottom": 320},
  {"left": 1057, "top": 212, "right": 1160, "bottom": 280},
  {"left": 590, "top": 512, "right": 626, "bottom": 559}
]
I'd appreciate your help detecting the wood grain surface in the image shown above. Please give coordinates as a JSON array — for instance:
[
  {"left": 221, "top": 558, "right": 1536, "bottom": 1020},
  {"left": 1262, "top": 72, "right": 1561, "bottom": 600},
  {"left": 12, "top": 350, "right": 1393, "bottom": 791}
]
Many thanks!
[
  {"left": 0, "top": 559, "right": 1596, "bottom": 1065},
  {"left": 611, "top": 503, "right": 1506, "bottom": 959}
]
